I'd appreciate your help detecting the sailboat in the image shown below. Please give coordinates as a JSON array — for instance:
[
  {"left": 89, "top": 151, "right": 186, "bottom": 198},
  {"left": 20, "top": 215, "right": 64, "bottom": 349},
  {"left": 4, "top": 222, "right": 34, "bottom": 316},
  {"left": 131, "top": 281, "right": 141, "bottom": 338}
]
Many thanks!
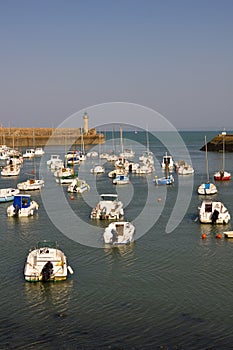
[
  {"left": 214, "top": 131, "right": 231, "bottom": 181},
  {"left": 198, "top": 136, "right": 218, "bottom": 195},
  {"left": 17, "top": 132, "right": 44, "bottom": 190}
]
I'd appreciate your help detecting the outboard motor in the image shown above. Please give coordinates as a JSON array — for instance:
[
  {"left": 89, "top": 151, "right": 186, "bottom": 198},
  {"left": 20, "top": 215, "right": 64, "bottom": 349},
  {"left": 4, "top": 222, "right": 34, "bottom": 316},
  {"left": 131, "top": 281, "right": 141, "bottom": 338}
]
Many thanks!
[
  {"left": 41, "top": 261, "right": 53, "bottom": 282},
  {"left": 212, "top": 209, "right": 219, "bottom": 224},
  {"left": 14, "top": 204, "right": 20, "bottom": 217}
]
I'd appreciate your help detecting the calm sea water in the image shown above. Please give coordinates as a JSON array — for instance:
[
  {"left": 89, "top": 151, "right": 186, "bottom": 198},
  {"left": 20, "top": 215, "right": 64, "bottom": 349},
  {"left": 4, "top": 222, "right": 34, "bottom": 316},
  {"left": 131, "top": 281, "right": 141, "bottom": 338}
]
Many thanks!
[{"left": 1, "top": 131, "right": 233, "bottom": 349}]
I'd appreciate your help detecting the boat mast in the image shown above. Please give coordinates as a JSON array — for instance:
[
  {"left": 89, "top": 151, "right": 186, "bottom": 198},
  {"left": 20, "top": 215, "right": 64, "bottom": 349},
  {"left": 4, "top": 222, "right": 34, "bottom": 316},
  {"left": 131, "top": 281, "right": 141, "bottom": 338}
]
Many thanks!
[
  {"left": 205, "top": 135, "right": 210, "bottom": 183},
  {"left": 222, "top": 133, "right": 225, "bottom": 172}
]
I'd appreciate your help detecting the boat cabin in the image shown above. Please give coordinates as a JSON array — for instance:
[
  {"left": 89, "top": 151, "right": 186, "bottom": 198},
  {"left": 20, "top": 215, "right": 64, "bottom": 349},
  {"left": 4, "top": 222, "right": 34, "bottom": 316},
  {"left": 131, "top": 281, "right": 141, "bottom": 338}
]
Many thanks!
[{"left": 13, "top": 195, "right": 31, "bottom": 209}]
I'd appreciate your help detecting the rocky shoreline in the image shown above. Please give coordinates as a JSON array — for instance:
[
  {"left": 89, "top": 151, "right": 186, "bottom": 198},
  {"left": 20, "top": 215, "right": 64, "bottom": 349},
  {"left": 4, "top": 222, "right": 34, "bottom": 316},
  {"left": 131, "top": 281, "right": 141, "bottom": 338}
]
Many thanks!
[{"left": 200, "top": 133, "right": 233, "bottom": 152}]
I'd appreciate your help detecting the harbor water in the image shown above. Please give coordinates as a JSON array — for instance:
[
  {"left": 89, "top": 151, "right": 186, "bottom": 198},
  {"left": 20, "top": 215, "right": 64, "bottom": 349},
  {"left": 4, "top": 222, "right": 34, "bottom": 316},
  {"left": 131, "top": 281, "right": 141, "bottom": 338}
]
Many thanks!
[{"left": 1, "top": 131, "right": 233, "bottom": 349}]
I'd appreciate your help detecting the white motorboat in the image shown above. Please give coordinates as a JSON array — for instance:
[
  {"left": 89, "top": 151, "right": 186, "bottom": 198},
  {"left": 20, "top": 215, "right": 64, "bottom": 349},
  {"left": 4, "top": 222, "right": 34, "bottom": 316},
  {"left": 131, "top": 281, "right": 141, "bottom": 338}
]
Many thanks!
[
  {"left": 108, "top": 168, "right": 128, "bottom": 178},
  {"left": 224, "top": 231, "right": 233, "bottom": 238},
  {"left": 107, "top": 154, "right": 118, "bottom": 162},
  {"left": 198, "top": 136, "right": 217, "bottom": 195},
  {"left": 87, "top": 151, "right": 99, "bottom": 158},
  {"left": 23, "top": 149, "right": 35, "bottom": 158},
  {"left": 91, "top": 194, "right": 124, "bottom": 220},
  {"left": 120, "top": 148, "right": 135, "bottom": 159},
  {"left": 198, "top": 200, "right": 231, "bottom": 224},
  {"left": 54, "top": 167, "right": 74, "bottom": 178},
  {"left": 47, "top": 154, "right": 62, "bottom": 167},
  {"left": 139, "top": 151, "right": 154, "bottom": 165},
  {"left": 56, "top": 173, "right": 78, "bottom": 184},
  {"left": 17, "top": 179, "right": 44, "bottom": 191},
  {"left": 24, "top": 241, "right": 74, "bottom": 282},
  {"left": 112, "top": 174, "right": 130, "bottom": 185},
  {"left": 0, "top": 188, "right": 20, "bottom": 202},
  {"left": 1, "top": 164, "right": 21, "bottom": 176},
  {"left": 99, "top": 152, "right": 109, "bottom": 159},
  {"left": 103, "top": 221, "right": 135, "bottom": 245},
  {"left": 7, "top": 194, "right": 39, "bottom": 217},
  {"left": 161, "top": 153, "right": 174, "bottom": 170},
  {"left": 124, "top": 162, "right": 140, "bottom": 172},
  {"left": 136, "top": 163, "right": 154, "bottom": 174},
  {"left": 177, "top": 163, "right": 194, "bottom": 175},
  {"left": 90, "top": 164, "right": 105, "bottom": 174},
  {"left": 154, "top": 174, "right": 174, "bottom": 186},
  {"left": 34, "top": 147, "right": 45, "bottom": 156},
  {"left": 67, "top": 178, "right": 90, "bottom": 193}
]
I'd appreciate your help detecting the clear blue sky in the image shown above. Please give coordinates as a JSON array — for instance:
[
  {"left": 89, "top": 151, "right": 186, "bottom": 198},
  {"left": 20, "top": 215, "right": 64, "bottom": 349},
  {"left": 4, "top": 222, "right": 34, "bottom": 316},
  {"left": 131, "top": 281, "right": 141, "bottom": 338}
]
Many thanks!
[{"left": 0, "top": 0, "right": 232, "bottom": 130}]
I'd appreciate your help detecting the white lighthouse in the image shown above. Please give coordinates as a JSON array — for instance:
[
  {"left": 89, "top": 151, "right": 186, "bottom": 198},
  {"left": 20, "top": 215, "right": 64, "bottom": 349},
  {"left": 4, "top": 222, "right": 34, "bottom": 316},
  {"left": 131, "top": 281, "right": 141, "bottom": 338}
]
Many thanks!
[{"left": 83, "top": 112, "right": 89, "bottom": 134}]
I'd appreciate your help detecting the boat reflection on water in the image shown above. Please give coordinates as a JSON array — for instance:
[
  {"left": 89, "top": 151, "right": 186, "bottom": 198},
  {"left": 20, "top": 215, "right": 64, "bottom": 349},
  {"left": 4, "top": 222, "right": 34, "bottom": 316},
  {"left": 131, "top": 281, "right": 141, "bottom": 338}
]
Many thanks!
[
  {"left": 104, "top": 241, "right": 135, "bottom": 258},
  {"left": 24, "top": 280, "right": 74, "bottom": 310}
]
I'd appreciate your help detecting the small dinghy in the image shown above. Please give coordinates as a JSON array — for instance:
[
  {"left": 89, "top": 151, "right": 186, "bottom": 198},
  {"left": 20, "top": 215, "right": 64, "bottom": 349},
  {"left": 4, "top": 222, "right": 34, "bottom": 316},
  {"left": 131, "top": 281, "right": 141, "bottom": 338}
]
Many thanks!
[{"left": 24, "top": 241, "right": 74, "bottom": 282}]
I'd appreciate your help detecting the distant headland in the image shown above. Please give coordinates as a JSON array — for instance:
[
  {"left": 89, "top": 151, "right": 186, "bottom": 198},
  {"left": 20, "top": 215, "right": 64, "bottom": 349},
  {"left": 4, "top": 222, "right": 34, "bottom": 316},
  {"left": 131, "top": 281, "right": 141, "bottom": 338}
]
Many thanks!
[
  {"left": 200, "top": 131, "right": 233, "bottom": 152},
  {"left": 0, "top": 113, "right": 104, "bottom": 148}
]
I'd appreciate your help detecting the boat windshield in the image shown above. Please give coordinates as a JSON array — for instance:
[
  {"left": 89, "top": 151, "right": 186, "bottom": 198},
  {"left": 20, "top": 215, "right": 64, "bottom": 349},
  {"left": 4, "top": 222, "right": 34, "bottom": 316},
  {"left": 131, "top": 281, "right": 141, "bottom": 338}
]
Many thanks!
[
  {"left": 100, "top": 194, "right": 118, "bottom": 201},
  {"left": 37, "top": 241, "right": 57, "bottom": 249}
]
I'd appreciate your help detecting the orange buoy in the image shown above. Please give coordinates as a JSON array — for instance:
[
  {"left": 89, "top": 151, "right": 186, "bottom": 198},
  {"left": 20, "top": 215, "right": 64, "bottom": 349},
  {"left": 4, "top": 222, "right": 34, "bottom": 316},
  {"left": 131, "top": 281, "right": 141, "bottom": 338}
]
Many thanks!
[
  {"left": 70, "top": 196, "right": 75, "bottom": 200},
  {"left": 202, "top": 233, "right": 207, "bottom": 239},
  {"left": 157, "top": 197, "right": 162, "bottom": 202},
  {"left": 216, "top": 233, "right": 222, "bottom": 239}
]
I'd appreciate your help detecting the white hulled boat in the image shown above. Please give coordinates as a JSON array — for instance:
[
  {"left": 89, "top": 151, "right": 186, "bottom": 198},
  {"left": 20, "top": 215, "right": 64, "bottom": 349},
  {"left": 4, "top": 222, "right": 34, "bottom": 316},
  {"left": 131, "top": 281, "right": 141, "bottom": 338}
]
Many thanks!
[
  {"left": 198, "top": 200, "right": 230, "bottom": 224},
  {"left": 23, "top": 149, "right": 35, "bottom": 158},
  {"left": 34, "top": 147, "right": 45, "bottom": 156},
  {"left": 67, "top": 178, "right": 90, "bottom": 193},
  {"left": 91, "top": 194, "right": 124, "bottom": 220},
  {"left": 24, "top": 241, "right": 74, "bottom": 282},
  {"left": 90, "top": 164, "right": 105, "bottom": 174},
  {"left": 1, "top": 164, "right": 21, "bottom": 176},
  {"left": 112, "top": 174, "right": 130, "bottom": 185},
  {"left": 161, "top": 152, "right": 174, "bottom": 170},
  {"left": 7, "top": 194, "right": 39, "bottom": 217},
  {"left": 214, "top": 131, "right": 231, "bottom": 181},
  {"left": 103, "top": 221, "right": 135, "bottom": 245},
  {"left": 0, "top": 188, "right": 20, "bottom": 202},
  {"left": 198, "top": 136, "right": 217, "bottom": 195},
  {"left": 17, "top": 179, "right": 44, "bottom": 191}
]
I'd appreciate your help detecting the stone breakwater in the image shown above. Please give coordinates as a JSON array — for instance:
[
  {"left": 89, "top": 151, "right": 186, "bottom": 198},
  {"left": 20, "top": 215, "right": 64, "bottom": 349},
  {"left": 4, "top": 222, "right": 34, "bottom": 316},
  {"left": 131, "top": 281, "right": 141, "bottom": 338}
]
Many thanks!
[
  {"left": 1, "top": 127, "right": 104, "bottom": 148},
  {"left": 200, "top": 134, "right": 233, "bottom": 152}
]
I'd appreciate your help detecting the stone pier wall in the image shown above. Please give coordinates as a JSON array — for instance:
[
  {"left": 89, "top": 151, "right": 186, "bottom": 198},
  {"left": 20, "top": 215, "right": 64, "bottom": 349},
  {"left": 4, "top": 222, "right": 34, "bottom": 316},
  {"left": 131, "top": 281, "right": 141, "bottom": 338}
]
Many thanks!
[{"left": 0, "top": 127, "right": 104, "bottom": 148}]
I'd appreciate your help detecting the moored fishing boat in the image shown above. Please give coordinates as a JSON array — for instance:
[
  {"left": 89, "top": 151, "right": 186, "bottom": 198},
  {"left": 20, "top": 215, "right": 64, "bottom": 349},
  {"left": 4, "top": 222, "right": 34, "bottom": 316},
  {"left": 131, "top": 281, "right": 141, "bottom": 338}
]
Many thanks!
[
  {"left": 24, "top": 240, "right": 74, "bottom": 282},
  {"left": 112, "top": 174, "right": 130, "bottom": 185},
  {"left": 154, "top": 174, "right": 174, "bottom": 185},
  {"left": 17, "top": 179, "right": 44, "bottom": 191},
  {"left": 67, "top": 178, "right": 90, "bottom": 193},
  {"left": 7, "top": 194, "right": 39, "bottom": 217},
  {"left": 0, "top": 188, "right": 20, "bottom": 202},
  {"left": 22, "top": 149, "right": 35, "bottom": 158},
  {"left": 91, "top": 194, "right": 124, "bottom": 220},
  {"left": 1, "top": 164, "right": 21, "bottom": 176},
  {"left": 161, "top": 152, "right": 174, "bottom": 170},
  {"left": 198, "top": 200, "right": 230, "bottom": 224},
  {"left": 103, "top": 221, "right": 135, "bottom": 245},
  {"left": 90, "top": 164, "right": 105, "bottom": 174}
]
